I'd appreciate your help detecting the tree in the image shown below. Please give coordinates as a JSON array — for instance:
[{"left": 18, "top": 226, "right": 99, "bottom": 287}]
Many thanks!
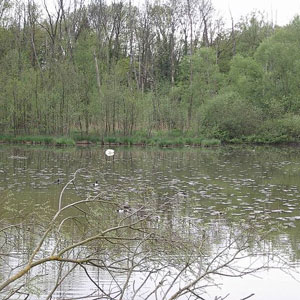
[
  {"left": 178, "top": 47, "right": 223, "bottom": 129},
  {"left": 234, "top": 11, "right": 274, "bottom": 57},
  {"left": 0, "top": 0, "right": 11, "bottom": 25},
  {"left": 228, "top": 55, "right": 263, "bottom": 104},
  {"left": 255, "top": 17, "right": 300, "bottom": 114}
]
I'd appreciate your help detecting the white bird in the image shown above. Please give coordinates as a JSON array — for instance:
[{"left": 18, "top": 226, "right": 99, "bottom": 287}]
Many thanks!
[{"left": 105, "top": 149, "right": 115, "bottom": 157}]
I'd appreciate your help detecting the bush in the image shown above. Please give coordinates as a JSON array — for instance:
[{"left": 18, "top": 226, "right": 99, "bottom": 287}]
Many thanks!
[
  {"left": 119, "top": 136, "right": 134, "bottom": 145},
  {"left": 103, "top": 136, "right": 119, "bottom": 144},
  {"left": 169, "top": 129, "right": 184, "bottom": 138},
  {"left": 72, "top": 134, "right": 101, "bottom": 143},
  {"left": 201, "top": 138, "right": 221, "bottom": 147},
  {"left": 55, "top": 137, "right": 75, "bottom": 146},
  {"left": 158, "top": 139, "right": 173, "bottom": 147},
  {"left": 0, "top": 135, "right": 14, "bottom": 142},
  {"left": 200, "top": 92, "right": 263, "bottom": 140},
  {"left": 259, "top": 114, "right": 300, "bottom": 142}
]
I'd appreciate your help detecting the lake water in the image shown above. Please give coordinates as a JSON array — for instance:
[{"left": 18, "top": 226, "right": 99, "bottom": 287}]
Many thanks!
[{"left": 1, "top": 144, "right": 300, "bottom": 299}]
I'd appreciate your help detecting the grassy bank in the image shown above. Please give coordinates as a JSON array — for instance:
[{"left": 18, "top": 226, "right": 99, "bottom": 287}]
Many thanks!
[
  {"left": 0, "top": 135, "right": 76, "bottom": 146},
  {"left": 0, "top": 132, "right": 222, "bottom": 147},
  {"left": 226, "top": 134, "right": 296, "bottom": 145},
  {"left": 101, "top": 135, "right": 221, "bottom": 147},
  {"left": 2, "top": 130, "right": 300, "bottom": 147}
]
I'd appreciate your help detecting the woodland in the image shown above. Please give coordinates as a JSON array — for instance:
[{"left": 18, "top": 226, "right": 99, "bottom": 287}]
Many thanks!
[{"left": 1, "top": 0, "right": 300, "bottom": 143}]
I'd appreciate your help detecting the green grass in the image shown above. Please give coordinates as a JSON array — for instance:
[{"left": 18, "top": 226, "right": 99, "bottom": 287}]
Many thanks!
[
  {"left": 135, "top": 137, "right": 150, "bottom": 145},
  {"left": 158, "top": 139, "right": 173, "bottom": 147},
  {"left": 119, "top": 136, "right": 134, "bottom": 145},
  {"left": 103, "top": 136, "right": 120, "bottom": 144},
  {"left": 0, "top": 135, "right": 55, "bottom": 144},
  {"left": 227, "top": 134, "right": 293, "bottom": 145},
  {"left": 72, "top": 133, "right": 101, "bottom": 143},
  {"left": 201, "top": 138, "right": 221, "bottom": 147},
  {"left": 0, "top": 135, "right": 14, "bottom": 142},
  {"left": 0, "top": 132, "right": 222, "bottom": 148},
  {"left": 54, "top": 137, "right": 75, "bottom": 146},
  {"left": 0, "top": 135, "right": 76, "bottom": 146}
]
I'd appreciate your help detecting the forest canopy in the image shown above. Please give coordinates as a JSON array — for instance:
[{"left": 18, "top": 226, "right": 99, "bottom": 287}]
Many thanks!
[{"left": 1, "top": 0, "right": 300, "bottom": 143}]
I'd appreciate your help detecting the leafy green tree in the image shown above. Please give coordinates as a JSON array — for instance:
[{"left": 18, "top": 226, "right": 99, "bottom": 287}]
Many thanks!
[
  {"left": 228, "top": 55, "right": 263, "bottom": 104},
  {"left": 255, "top": 17, "right": 300, "bottom": 114},
  {"left": 73, "top": 32, "right": 98, "bottom": 134},
  {"left": 178, "top": 47, "right": 224, "bottom": 129}
]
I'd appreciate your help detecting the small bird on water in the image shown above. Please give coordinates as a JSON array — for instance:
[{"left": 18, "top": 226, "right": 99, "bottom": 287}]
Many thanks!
[
  {"left": 117, "top": 202, "right": 131, "bottom": 213},
  {"left": 105, "top": 149, "right": 115, "bottom": 157}
]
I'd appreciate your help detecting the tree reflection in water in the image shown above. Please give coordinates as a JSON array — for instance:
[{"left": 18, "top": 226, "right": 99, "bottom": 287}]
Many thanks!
[{"left": 0, "top": 169, "right": 291, "bottom": 300}]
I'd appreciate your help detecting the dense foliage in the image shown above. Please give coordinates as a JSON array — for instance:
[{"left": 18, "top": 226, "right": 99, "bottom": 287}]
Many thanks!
[{"left": 1, "top": 0, "right": 300, "bottom": 142}]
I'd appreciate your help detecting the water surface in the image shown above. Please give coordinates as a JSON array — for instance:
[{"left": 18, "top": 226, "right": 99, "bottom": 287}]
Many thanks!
[{"left": 1, "top": 144, "right": 300, "bottom": 299}]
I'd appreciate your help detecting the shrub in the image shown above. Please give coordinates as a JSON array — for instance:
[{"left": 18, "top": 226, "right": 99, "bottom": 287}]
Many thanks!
[
  {"left": 191, "top": 137, "right": 204, "bottom": 146},
  {"left": 158, "top": 139, "right": 173, "bottom": 147},
  {"left": 55, "top": 137, "right": 75, "bottom": 146},
  {"left": 0, "top": 135, "right": 14, "bottom": 142},
  {"left": 169, "top": 129, "right": 183, "bottom": 138},
  {"left": 103, "top": 136, "right": 119, "bottom": 144},
  {"left": 200, "top": 91, "right": 263, "bottom": 140},
  {"left": 259, "top": 114, "right": 300, "bottom": 142},
  {"left": 201, "top": 138, "right": 221, "bottom": 147}
]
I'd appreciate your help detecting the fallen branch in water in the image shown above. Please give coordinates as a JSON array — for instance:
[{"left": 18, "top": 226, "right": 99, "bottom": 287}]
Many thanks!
[{"left": 241, "top": 293, "right": 255, "bottom": 300}]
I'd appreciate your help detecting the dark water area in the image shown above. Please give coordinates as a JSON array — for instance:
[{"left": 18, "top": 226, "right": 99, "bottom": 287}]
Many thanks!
[{"left": 1, "top": 144, "right": 300, "bottom": 299}]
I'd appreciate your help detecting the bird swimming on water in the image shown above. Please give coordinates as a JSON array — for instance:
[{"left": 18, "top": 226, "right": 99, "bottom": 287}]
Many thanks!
[
  {"left": 105, "top": 149, "right": 115, "bottom": 157},
  {"left": 93, "top": 180, "right": 99, "bottom": 187},
  {"left": 117, "top": 202, "right": 131, "bottom": 213}
]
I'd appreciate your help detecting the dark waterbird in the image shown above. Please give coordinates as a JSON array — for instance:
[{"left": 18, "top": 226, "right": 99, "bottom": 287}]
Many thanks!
[
  {"left": 117, "top": 202, "right": 131, "bottom": 213},
  {"left": 93, "top": 181, "right": 99, "bottom": 187}
]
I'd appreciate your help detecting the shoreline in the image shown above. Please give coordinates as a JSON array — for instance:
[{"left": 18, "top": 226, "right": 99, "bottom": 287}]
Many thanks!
[{"left": 0, "top": 134, "right": 299, "bottom": 148}]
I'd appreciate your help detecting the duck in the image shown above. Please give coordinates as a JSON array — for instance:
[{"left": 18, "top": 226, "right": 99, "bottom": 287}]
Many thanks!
[
  {"left": 54, "top": 179, "right": 61, "bottom": 184},
  {"left": 117, "top": 202, "right": 131, "bottom": 213},
  {"left": 93, "top": 180, "right": 99, "bottom": 187}
]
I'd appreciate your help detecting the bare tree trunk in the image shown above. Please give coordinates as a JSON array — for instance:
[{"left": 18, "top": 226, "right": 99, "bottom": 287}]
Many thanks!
[{"left": 94, "top": 50, "right": 102, "bottom": 95}]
